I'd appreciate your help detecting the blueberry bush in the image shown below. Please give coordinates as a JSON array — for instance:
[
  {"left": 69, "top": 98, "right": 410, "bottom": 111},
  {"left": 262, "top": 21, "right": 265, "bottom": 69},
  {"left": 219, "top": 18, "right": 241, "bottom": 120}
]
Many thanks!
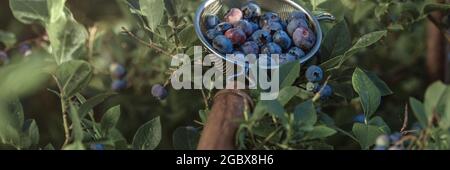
[{"left": 0, "top": 0, "right": 449, "bottom": 150}]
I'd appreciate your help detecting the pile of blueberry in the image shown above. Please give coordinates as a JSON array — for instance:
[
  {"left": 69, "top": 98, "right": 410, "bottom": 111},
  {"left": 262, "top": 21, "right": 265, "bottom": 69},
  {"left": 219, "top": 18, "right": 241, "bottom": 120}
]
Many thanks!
[
  {"left": 304, "top": 65, "right": 332, "bottom": 100},
  {"left": 203, "top": 2, "right": 316, "bottom": 65},
  {"left": 110, "top": 63, "right": 127, "bottom": 91}
]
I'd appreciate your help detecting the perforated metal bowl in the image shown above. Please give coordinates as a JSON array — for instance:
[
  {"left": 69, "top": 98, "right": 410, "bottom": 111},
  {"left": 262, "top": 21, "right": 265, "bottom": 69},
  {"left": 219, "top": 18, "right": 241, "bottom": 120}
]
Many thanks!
[{"left": 194, "top": 0, "right": 335, "bottom": 68}]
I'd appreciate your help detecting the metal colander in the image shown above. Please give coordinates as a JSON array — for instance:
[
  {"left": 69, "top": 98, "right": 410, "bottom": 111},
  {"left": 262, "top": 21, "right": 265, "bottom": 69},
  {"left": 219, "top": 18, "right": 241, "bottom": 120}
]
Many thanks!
[{"left": 194, "top": 0, "right": 335, "bottom": 78}]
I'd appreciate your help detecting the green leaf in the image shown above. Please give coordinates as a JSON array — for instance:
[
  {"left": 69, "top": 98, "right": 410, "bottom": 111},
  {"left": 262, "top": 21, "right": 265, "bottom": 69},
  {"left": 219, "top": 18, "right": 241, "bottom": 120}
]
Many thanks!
[
  {"left": 68, "top": 102, "right": 84, "bottom": 143},
  {"left": 78, "top": 92, "right": 116, "bottom": 118},
  {"left": 436, "top": 88, "right": 450, "bottom": 129},
  {"left": 352, "top": 68, "right": 381, "bottom": 117},
  {"left": 0, "top": 30, "right": 17, "bottom": 49},
  {"left": 47, "top": 0, "right": 67, "bottom": 23},
  {"left": 63, "top": 141, "right": 85, "bottom": 150},
  {"left": 303, "top": 126, "right": 337, "bottom": 140},
  {"left": 9, "top": 0, "right": 50, "bottom": 24},
  {"left": 321, "top": 21, "right": 351, "bottom": 58},
  {"left": 132, "top": 117, "right": 162, "bottom": 150},
  {"left": 321, "top": 31, "right": 387, "bottom": 70},
  {"left": 368, "top": 116, "right": 391, "bottom": 134},
  {"left": 46, "top": 10, "right": 88, "bottom": 64},
  {"left": 424, "top": 81, "right": 448, "bottom": 117},
  {"left": 294, "top": 100, "right": 317, "bottom": 129},
  {"left": 55, "top": 60, "right": 93, "bottom": 98},
  {"left": 252, "top": 100, "right": 286, "bottom": 122},
  {"left": 179, "top": 24, "right": 196, "bottom": 46},
  {"left": 139, "top": 0, "right": 165, "bottom": 31},
  {"left": 101, "top": 106, "right": 121, "bottom": 136},
  {"left": 352, "top": 123, "right": 385, "bottom": 150},
  {"left": 279, "top": 60, "right": 301, "bottom": 88},
  {"left": 0, "top": 99, "right": 24, "bottom": 147},
  {"left": 365, "top": 71, "right": 393, "bottom": 96},
  {"left": 22, "top": 119, "right": 39, "bottom": 146},
  {"left": 172, "top": 126, "right": 200, "bottom": 150},
  {"left": 277, "top": 86, "right": 300, "bottom": 106},
  {"left": 409, "top": 97, "right": 428, "bottom": 128}
]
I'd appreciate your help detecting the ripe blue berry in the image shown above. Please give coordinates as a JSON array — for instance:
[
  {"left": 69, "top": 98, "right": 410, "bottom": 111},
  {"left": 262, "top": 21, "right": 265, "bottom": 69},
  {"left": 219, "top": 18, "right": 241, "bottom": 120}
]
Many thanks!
[
  {"left": 287, "top": 11, "right": 307, "bottom": 23},
  {"left": 234, "top": 20, "right": 254, "bottom": 36},
  {"left": 259, "top": 12, "right": 281, "bottom": 28},
  {"left": 212, "top": 35, "right": 233, "bottom": 54},
  {"left": 241, "top": 2, "right": 261, "bottom": 19},
  {"left": 389, "top": 132, "right": 402, "bottom": 143},
  {"left": 305, "top": 65, "right": 324, "bottom": 82},
  {"left": 249, "top": 21, "right": 260, "bottom": 31},
  {"left": 261, "top": 43, "right": 282, "bottom": 57},
  {"left": 273, "top": 30, "right": 292, "bottom": 50},
  {"left": 205, "top": 15, "right": 220, "bottom": 29},
  {"left": 205, "top": 29, "right": 222, "bottom": 40},
  {"left": 251, "top": 30, "right": 272, "bottom": 46},
  {"left": 111, "top": 79, "right": 127, "bottom": 91},
  {"left": 353, "top": 114, "right": 366, "bottom": 123},
  {"left": 19, "top": 43, "right": 32, "bottom": 56},
  {"left": 306, "top": 82, "right": 320, "bottom": 92},
  {"left": 241, "top": 41, "right": 260, "bottom": 55},
  {"left": 288, "top": 47, "right": 305, "bottom": 58},
  {"left": 262, "top": 22, "right": 284, "bottom": 35},
  {"left": 151, "top": 84, "right": 169, "bottom": 100},
  {"left": 375, "top": 135, "right": 390, "bottom": 147},
  {"left": 215, "top": 22, "right": 233, "bottom": 33},
  {"left": 293, "top": 27, "right": 316, "bottom": 51},
  {"left": 287, "top": 18, "right": 309, "bottom": 36},
  {"left": 110, "top": 63, "right": 127, "bottom": 79},
  {"left": 224, "top": 8, "right": 243, "bottom": 24},
  {"left": 90, "top": 144, "right": 105, "bottom": 150},
  {"left": 0, "top": 51, "right": 9, "bottom": 65},
  {"left": 279, "top": 53, "right": 297, "bottom": 65},
  {"left": 224, "top": 28, "right": 247, "bottom": 45},
  {"left": 319, "top": 85, "right": 332, "bottom": 100}
]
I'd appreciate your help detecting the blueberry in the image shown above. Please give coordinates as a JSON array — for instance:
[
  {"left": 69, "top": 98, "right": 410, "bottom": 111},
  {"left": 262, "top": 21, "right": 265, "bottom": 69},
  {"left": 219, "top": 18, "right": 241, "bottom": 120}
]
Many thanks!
[
  {"left": 273, "top": 30, "right": 292, "bottom": 50},
  {"left": 0, "top": 51, "right": 9, "bottom": 65},
  {"left": 251, "top": 30, "right": 272, "bottom": 46},
  {"left": 109, "top": 63, "right": 127, "bottom": 79},
  {"left": 212, "top": 35, "right": 233, "bottom": 54},
  {"left": 279, "top": 53, "right": 297, "bottom": 65},
  {"left": 262, "top": 22, "right": 284, "bottom": 35},
  {"left": 249, "top": 21, "right": 260, "bottom": 31},
  {"left": 224, "top": 8, "right": 243, "bottom": 24},
  {"left": 287, "top": 18, "right": 309, "bottom": 36},
  {"left": 205, "top": 15, "right": 220, "bottom": 29},
  {"left": 389, "top": 132, "right": 402, "bottom": 143},
  {"left": 241, "top": 41, "right": 260, "bottom": 55},
  {"left": 305, "top": 65, "right": 324, "bottom": 82},
  {"left": 353, "top": 114, "right": 366, "bottom": 123},
  {"left": 90, "top": 144, "right": 105, "bottom": 150},
  {"left": 224, "top": 28, "right": 247, "bottom": 45},
  {"left": 19, "top": 43, "right": 32, "bottom": 56},
  {"left": 375, "top": 135, "right": 390, "bottom": 147},
  {"left": 306, "top": 82, "right": 320, "bottom": 92},
  {"left": 318, "top": 85, "right": 332, "bottom": 100},
  {"left": 373, "top": 146, "right": 386, "bottom": 150},
  {"left": 215, "top": 22, "right": 233, "bottom": 33},
  {"left": 151, "top": 84, "right": 169, "bottom": 100},
  {"left": 261, "top": 42, "right": 282, "bottom": 57},
  {"left": 293, "top": 27, "right": 316, "bottom": 51},
  {"left": 205, "top": 29, "right": 222, "bottom": 41},
  {"left": 287, "top": 11, "right": 307, "bottom": 23},
  {"left": 288, "top": 47, "right": 305, "bottom": 58},
  {"left": 259, "top": 12, "right": 281, "bottom": 28},
  {"left": 241, "top": 2, "right": 261, "bottom": 19},
  {"left": 111, "top": 79, "right": 127, "bottom": 91},
  {"left": 234, "top": 20, "right": 254, "bottom": 36}
]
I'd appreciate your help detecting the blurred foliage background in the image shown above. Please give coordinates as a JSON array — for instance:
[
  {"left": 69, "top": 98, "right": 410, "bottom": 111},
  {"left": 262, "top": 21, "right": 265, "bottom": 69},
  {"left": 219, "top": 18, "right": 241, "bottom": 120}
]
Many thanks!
[{"left": 0, "top": 0, "right": 448, "bottom": 149}]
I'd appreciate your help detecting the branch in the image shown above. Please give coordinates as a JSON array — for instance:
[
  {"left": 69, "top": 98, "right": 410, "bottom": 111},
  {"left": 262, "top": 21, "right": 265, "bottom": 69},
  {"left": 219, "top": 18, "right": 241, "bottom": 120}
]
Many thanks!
[{"left": 121, "top": 27, "right": 174, "bottom": 57}]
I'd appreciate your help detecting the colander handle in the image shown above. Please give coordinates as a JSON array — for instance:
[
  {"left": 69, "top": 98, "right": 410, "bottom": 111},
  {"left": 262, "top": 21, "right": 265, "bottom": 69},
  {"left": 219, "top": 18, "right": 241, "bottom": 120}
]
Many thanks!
[{"left": 315, "top": 12, "right": 336, "bottom": 22}]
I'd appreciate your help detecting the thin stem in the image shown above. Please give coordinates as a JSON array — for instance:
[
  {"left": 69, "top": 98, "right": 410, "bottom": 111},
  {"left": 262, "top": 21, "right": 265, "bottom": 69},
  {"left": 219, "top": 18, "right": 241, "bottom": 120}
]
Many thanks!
[
  {"left": 121, "top": 27, "right": 174, "bottom": 57},
  {"left": 52, "top": 75, "right": 71, "bottom": 148}
]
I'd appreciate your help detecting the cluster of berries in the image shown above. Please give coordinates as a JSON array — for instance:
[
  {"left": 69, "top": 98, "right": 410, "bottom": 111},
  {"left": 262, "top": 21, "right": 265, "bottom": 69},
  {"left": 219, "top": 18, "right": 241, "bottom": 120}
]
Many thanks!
[
  {"left": 0, "top": 43, "right": 33, "bottom": 65},
  {"left": 304, "top": 65, "right": 332, "bottom": 100},
  {"left": 204, "top": 2, "right": 316, "bottom": 65},
  {"left": 110, "top": 63, "right": 127, "bottom": 91},
  {"left": 373, "top": 132, "right": 404, "bottom": 150}
]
